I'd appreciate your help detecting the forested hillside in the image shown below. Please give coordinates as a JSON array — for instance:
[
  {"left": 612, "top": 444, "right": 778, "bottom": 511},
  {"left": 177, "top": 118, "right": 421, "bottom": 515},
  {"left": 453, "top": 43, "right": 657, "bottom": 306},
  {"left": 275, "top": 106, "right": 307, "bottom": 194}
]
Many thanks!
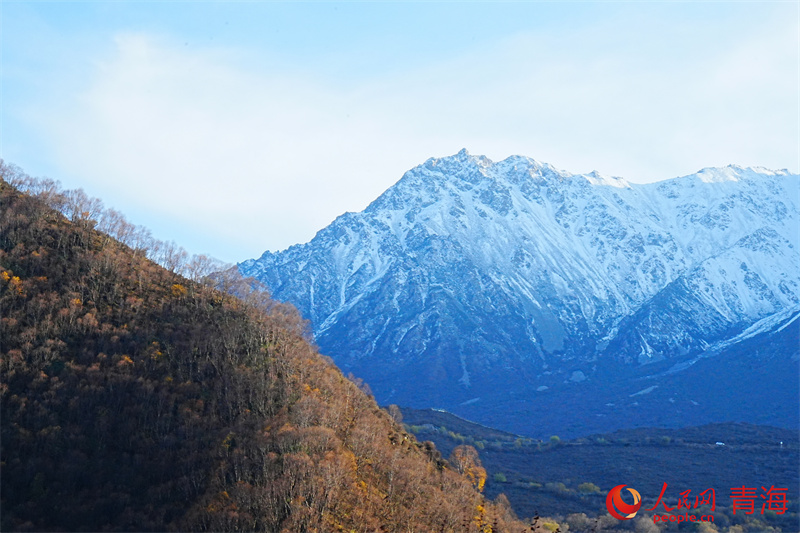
[
  {"left": 0, "top": 163, "right": 533, "bottom": 532},
  {"left": 402, "top": 408, "right": 799, "bottom": 532}
]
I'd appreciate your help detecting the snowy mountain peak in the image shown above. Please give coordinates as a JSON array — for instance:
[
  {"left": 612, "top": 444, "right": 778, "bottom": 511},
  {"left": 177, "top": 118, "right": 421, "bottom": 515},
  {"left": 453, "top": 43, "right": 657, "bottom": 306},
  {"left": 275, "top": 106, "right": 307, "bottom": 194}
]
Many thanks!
[
  {"left": 693, "top": 164, "right": 793, "bottom": 183},
  {"left": 584, "top": 170, "right": 630, "bottom": 189},
  {"left": 240, "top": 151, "right": 799, "bottom": 422}
]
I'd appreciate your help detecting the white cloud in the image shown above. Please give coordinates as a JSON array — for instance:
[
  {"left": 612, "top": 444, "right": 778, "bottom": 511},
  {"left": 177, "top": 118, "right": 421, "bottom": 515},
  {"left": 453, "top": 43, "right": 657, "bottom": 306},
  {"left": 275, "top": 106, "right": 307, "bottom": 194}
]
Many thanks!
[{"left": 31, "top": 9, "right": 799, "bottom": 261}]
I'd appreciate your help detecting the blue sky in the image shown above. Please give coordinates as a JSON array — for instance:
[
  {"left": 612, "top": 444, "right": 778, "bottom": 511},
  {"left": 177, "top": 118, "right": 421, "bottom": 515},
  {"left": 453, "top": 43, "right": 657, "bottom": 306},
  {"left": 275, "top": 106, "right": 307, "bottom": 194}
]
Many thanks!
[{"left": 2, "top": 1, "right": 798, "bottom": 262}]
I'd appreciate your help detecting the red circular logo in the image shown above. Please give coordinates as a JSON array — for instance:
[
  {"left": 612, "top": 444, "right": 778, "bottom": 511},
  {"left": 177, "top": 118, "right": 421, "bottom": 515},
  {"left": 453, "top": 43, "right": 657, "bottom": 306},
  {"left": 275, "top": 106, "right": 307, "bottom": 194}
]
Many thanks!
[{"left": 606, "top": 484, "right": 642, "bottom": 520}]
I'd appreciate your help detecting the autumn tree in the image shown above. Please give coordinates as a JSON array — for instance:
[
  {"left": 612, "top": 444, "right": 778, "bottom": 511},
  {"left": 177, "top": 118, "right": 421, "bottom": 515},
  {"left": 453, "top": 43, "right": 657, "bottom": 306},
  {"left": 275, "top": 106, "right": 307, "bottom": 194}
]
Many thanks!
[{"left": 449, "top": 444, "right": 487, "bottom": 493}]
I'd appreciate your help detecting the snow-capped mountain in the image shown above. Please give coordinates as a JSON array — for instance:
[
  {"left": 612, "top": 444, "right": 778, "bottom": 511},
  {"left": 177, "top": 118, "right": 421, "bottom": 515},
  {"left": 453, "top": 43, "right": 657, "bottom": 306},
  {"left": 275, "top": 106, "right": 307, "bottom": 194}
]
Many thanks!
[{"left": 240, "top": 150, "right": 799, "bottom": 435}]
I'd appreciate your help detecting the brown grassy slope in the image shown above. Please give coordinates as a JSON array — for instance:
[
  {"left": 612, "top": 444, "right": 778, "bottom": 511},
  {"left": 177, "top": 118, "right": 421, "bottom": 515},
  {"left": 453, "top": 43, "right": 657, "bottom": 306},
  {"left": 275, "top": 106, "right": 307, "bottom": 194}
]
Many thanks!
[{"left": 0, "top": 175, "right": 527, "bottom": 532}]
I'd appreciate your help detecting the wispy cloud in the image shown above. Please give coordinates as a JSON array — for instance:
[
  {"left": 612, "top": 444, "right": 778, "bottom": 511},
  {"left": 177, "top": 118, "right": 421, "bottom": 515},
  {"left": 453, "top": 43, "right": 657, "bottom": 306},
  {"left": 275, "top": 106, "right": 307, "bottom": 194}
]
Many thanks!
[{"left": 12, "top": 4, "right": 800, "bottom": 261}]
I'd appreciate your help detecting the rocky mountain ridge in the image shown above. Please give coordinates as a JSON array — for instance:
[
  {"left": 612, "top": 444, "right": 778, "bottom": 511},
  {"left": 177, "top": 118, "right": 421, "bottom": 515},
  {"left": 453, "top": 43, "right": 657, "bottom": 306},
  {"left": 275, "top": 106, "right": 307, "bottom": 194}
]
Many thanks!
[{"left": 240, "top": 150, "right": 799, "bottom": 433}]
